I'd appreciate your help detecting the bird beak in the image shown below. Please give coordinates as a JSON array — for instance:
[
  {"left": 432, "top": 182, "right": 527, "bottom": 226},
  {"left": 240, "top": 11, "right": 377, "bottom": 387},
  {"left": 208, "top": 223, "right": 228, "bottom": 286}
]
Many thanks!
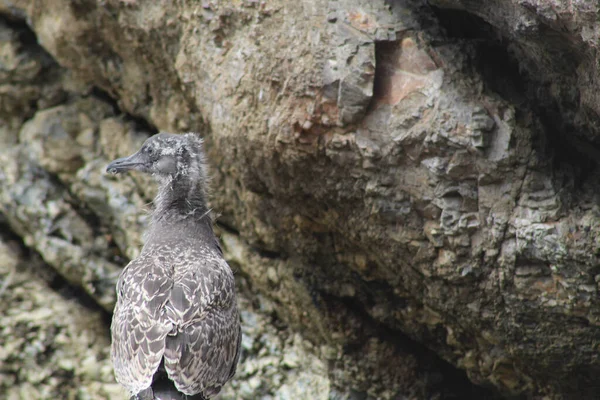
[{"left": 106, "top": 151, "right": 145, "bottom": 174}]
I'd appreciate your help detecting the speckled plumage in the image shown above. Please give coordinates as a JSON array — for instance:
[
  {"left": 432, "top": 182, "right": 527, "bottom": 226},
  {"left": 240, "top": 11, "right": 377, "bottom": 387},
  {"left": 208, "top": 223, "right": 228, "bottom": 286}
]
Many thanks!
[{"left": 107, "top": 133, "right": 240, "bottom": 400}]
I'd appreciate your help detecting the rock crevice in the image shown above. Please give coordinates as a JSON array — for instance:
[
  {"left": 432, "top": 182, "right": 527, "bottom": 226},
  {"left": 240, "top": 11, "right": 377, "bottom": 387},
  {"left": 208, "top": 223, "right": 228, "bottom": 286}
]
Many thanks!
[{"left": 2, "top": 0, "right": 600, "bottom": 398}]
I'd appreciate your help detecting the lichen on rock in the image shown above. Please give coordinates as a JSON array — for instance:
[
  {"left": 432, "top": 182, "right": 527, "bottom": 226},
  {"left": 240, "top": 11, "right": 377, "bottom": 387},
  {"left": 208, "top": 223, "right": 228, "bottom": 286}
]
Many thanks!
[{"left": 2, "top": 0, "right": 600, "bottom": 398}]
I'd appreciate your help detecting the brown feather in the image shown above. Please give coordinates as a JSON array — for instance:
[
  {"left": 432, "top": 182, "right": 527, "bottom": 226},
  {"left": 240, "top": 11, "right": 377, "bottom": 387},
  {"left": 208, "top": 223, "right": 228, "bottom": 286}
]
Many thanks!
[{"left": 109, "top": 133, "right": 240, "bottom": 399}]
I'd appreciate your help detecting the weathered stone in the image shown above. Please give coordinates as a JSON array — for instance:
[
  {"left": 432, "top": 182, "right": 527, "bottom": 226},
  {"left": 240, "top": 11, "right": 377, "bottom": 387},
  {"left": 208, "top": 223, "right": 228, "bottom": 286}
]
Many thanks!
[
  {"left": 2, "top": 0, "right": 600, "bottom": 398},
  {"left": 0, "top": 236, "right": 124, "bottom": 400}
]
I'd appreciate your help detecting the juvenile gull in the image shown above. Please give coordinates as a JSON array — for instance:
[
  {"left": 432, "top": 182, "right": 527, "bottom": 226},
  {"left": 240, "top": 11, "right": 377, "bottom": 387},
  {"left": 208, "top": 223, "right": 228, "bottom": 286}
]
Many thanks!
[{"left": 107, "top": 133, "right": 241, "bottom": 400}]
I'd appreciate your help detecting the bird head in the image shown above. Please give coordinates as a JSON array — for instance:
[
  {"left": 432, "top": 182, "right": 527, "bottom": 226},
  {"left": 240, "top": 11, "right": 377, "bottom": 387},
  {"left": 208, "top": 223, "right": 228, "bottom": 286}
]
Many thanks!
[{"left": 106, "top": 132, "right": 205, "bottom": 181}]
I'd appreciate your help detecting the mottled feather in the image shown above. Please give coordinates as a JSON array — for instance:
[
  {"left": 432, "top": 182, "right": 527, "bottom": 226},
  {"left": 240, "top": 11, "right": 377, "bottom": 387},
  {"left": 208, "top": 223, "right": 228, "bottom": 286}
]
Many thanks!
[{"left": 108, "top": 133, "right": 241, "bottom": 399}]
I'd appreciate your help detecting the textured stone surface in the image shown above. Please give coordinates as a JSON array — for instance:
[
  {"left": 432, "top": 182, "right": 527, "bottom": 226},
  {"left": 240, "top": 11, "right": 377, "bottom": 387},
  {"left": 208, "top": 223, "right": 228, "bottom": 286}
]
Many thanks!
[
  {"left": 0, "top": 235, "right": 124, "bottom": 400},
  {"left": 2, "top": 0, "right": 600, "bottom": 398}
]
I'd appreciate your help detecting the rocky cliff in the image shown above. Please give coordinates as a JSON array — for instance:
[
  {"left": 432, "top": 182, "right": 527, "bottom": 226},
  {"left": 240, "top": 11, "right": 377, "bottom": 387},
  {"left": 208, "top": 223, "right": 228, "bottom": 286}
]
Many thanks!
[{"left": 1, "top": 0, "right": 600, "bottom": 399}]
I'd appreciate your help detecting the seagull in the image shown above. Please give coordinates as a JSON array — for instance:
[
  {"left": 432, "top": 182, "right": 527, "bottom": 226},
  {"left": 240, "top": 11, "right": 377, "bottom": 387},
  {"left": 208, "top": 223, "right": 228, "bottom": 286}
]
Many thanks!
[{"left": 107, "top": 132, "right": 241, "bottom": 400}]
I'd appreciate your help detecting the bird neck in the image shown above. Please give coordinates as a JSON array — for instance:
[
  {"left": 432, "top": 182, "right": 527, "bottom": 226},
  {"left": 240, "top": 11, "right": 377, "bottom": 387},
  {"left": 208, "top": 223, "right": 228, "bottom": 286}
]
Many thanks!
[{"left": 152, "top": 173, "right": 209, "bottom": 225}]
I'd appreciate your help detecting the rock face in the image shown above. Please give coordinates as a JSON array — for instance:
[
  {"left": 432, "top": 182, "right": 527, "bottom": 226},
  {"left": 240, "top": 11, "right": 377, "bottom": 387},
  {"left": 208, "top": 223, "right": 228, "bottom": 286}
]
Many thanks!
[{"left": 1, "top": 0, "right": 600, "bottom": 398}]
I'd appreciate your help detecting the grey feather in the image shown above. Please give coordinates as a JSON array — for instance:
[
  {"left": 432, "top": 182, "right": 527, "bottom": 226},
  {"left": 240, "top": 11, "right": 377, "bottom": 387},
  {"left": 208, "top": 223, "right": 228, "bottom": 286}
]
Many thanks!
[{"left": 108, "top": 133, "right": 241, "bottom": 399}]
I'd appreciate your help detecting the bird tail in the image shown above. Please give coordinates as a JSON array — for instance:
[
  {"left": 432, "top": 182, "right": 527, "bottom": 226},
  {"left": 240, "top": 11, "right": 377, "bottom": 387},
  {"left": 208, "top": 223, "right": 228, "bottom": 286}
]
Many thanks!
[
  {"left": 130, "top": 362, "right": 207, "bottom": 400},
  {"left": 130, "top": 379, "right": 207, "bottom": 400},
  {"left": 152, "top": 377, "right": 207, "bottom": 400},
  {"left": 151, "top": 381, "right": 185, "bottom": 400}
]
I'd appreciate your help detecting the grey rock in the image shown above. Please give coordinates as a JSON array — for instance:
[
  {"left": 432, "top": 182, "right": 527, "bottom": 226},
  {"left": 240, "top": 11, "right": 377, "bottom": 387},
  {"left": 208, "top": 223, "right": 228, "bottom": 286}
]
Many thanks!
[
  {"left": 0, "top": 237, "right": 125, "bottom": 400},
  {"left": 3, "top": 0, "right": 600, "bottom": 399}
]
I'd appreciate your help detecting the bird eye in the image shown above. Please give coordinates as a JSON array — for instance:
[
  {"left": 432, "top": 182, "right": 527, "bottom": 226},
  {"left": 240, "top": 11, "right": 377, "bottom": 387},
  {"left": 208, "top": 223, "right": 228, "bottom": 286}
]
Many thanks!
[{"left": 145, "top": 146, "right": 155, "bottom": 156}]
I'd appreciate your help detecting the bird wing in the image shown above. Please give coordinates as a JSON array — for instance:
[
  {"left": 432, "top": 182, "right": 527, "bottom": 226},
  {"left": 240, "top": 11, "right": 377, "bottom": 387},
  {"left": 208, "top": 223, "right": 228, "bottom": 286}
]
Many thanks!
[
  {"left": 111, "top": 254, "right": 174, "bottom": 395},
  {"left": 163, "top": 255, "right": 241, "bottom": 397}
]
